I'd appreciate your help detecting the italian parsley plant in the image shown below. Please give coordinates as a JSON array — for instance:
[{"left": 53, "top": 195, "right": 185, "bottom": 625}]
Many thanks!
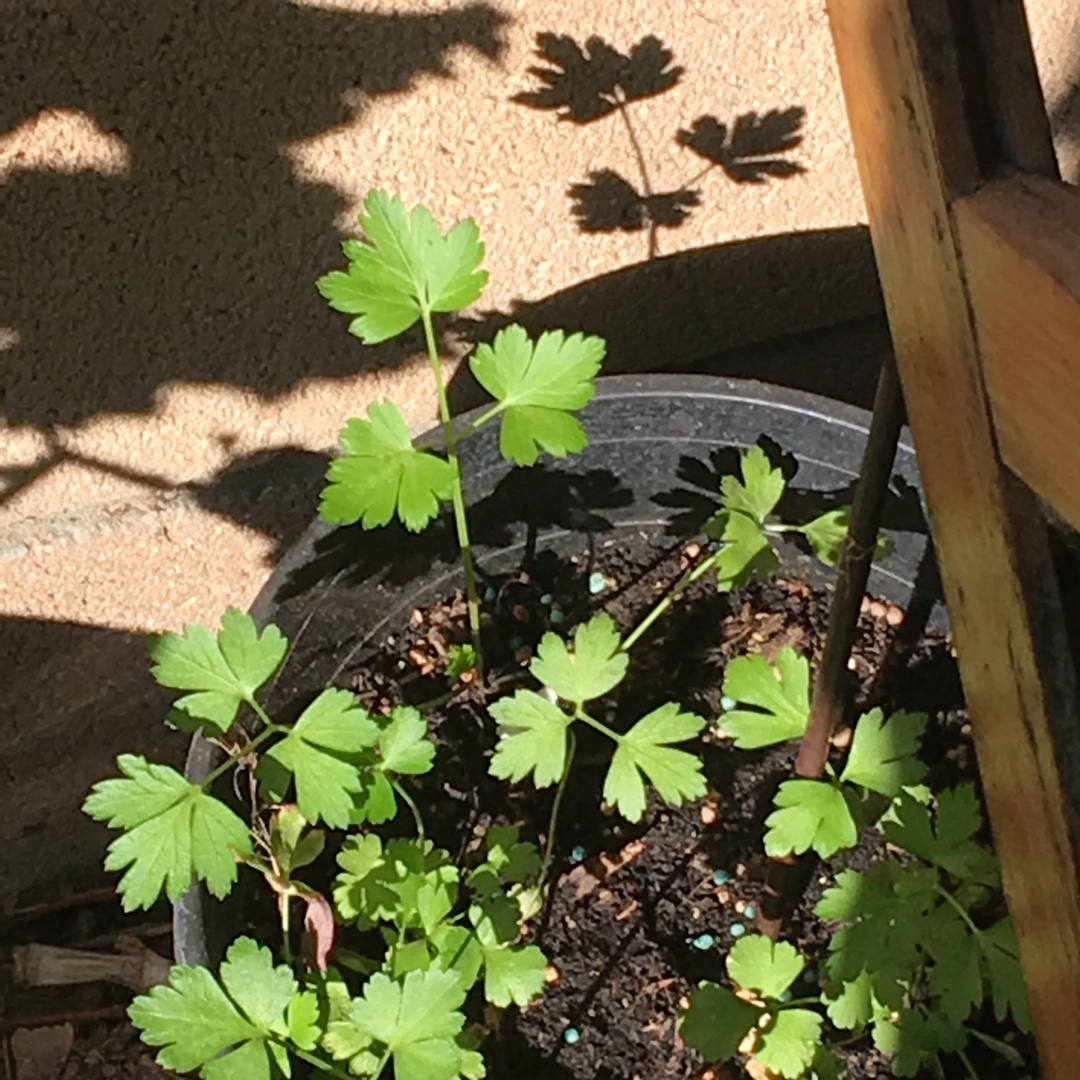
[
  {"left": 84, "top": 610, "right": 549, "bottom": 1080},
  {"left": 680, "top": 648, "right": 1032, "bottom": 1078},
  {"left": 316, "top": 191, "right": 606, "bottom": 672}
]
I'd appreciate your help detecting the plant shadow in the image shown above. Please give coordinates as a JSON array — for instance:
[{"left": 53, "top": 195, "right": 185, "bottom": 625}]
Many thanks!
[{"left": 0, "top": 0, "right": 507, "bottom": 433}]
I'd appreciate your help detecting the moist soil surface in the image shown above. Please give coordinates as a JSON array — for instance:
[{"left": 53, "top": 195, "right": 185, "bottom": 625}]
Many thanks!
[{"left": 2, "top": 532, "right": 1033, "bottom": 1080}]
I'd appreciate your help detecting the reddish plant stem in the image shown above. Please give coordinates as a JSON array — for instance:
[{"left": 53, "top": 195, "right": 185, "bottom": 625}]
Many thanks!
[{"left": 758, "top": 357, "right": 905, "bottom": 937}]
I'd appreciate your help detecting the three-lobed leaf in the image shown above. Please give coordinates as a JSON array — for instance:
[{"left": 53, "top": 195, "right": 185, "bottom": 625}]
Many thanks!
[
  {"left": 727, "top": 934, "right": 805, "bottom": 1000},
  {"left": 469, "top": 324, "right": 605, "bottom": 466},
  {"left": 679, "top": 982, "right": 761, "bottom": 1064},
  {"left": 316, "top": 190, "right": 487, "bottom": 344},
  {"left": 719, "top": 646, "right": 810, "bottom": 749},
  {"left": 706, "top": 507, "right": 780, "bottom": 592},
  {"left": 489, "top": 690, "right": 573, "bottom": 788},
  {"left": 720, "top": 444, "right": 786, "bottom": 524},
  {"left": 530, "top": 612, "right": 628, "bottom": 705},
  {"left": 602, "top": 702, "right": 706, "bottom": 822},
  {"left": 320, "top": 401, "right": 454, "bottom": 532},
  {"left": 149, "top": 608, "right": 286, "bottom": 736},
  {"left": 764, "top": 779, "right": 858, "bottom": 859},
  {"left": 840, "top": 709, "right": 928, "bottom": 797},
  {"left": 260, "top": 688, "right": 381, "bottom": 829},
  {"left": 755, "top": 1008, "right": 823, "bottom": 1079},
  {"left": 83, "top": 755, "right": 252, "bottom": 911},
  {"left": 130, "top": 937, "right": 297, "bottom": 1080},
  {"left": 324, "top": 969, "right": 469, "bottom": 1080}
]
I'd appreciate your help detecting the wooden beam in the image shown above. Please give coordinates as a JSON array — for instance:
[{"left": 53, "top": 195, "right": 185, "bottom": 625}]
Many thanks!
[
  {"left": 956, "top": 174, "right": 1080, "bottom": 530},
  {"left": 825, "top": 1, "right": 1080, "bottom": 1073}
]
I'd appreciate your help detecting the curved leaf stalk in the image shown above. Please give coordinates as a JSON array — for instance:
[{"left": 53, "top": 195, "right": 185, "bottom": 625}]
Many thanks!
[
  {"left": 539, "top": 729, "right": 577, "bottom": 884},
  {"left": 421, "top": 310, "right": 484, "bottom": 677},
  {"left": 619, "top": 547, "right": 723, "bottom": 652}
]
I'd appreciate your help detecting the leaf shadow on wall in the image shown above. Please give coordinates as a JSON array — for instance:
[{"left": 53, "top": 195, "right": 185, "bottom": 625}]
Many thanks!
[{"left": 513, "top": 32, "right": 806, "bottom": 252}]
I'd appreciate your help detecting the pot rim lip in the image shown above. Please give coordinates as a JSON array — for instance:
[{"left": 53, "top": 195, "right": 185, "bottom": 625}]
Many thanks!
[{"left": 172, "top": 370, "right": 917, "bottom": 966}]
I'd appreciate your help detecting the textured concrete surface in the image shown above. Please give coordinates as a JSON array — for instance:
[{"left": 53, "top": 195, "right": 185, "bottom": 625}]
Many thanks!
[{"left": 2, "top": 0, "right": 1079, "bottom": 902}]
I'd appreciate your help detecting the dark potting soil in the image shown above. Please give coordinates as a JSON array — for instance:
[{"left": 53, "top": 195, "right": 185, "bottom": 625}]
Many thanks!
[{"left": 258, "top": 529, "right": 1033, "bottom": 1080}]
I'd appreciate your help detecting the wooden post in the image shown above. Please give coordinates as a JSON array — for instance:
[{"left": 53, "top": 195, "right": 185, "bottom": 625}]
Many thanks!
[{"left": 825, "top": 0, "right": 1080, "bottom": 1073}]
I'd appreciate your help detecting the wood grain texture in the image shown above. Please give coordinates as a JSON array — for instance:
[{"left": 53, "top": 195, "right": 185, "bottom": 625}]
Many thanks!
[
  {"left": 957, "top": 174, "right": 1080, "bottom": 528},
  {"left": 825, "top": 0, "right": 1080, "bottom": 1072}
]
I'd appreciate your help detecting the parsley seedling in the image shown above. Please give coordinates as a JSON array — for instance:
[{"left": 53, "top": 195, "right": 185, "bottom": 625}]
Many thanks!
[{"left": 317, "top": 191, "right": 606, "bottom": 675}]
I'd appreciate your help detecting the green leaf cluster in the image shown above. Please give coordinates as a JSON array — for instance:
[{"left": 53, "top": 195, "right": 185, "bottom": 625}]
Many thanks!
[
  {"left": 316, "top": 191, "right": 605, "bottom": 534},
  {"left": 702, "top": 445, "right": 892, "bottom": 590},
  {"left": 680, "top": 935, "right": 830, "bottom": 1080},
  {"left": 489, "top": 613, "right": 707, "bottom": 822},
  {"left": 763, "top": 708, "right": 928, "bottom": 860},
  {"left": 815, "top": 785, "right": 1030, "bottom": 1076}
]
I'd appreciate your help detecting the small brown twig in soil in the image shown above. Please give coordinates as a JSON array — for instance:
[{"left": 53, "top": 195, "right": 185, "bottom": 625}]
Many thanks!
[
  {"left": 759, "top": 357, "right": 905, "bottom": 937},
  {"left": 2, "top": 887, "right": 117, "bottom": 929}
]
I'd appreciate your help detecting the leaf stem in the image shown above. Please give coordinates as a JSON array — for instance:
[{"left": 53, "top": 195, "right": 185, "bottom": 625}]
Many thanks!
[
  {"left": 540, "top": 729, "right": 576, "bottom": 884},
  {"left": 420, "top": 309, "right": 484, "bottom": 679},
  {"left": 372, "top": 1046, "right": 393, "bottom": 1080},
  {"left": 936, "top": 884, "right": 983, "bottom": 939},
  {"left": 392, "top": 778, "right": 425, "bottom": 843},
  {"left": 575, "top": 708, "right": 621, "bottom": 744},
  {"left": 455, "top": 400, "right": 505, "bottom": 440},
  {"left": 620, "top": 547, "right": 722, "bottom": 653},
  {"left": 200, "top": 721, "right": 283, "bottom": 790},
  {"left": 283, "top": 1043, "right": 356, "bottom": 1080},
  {"left": 280, "top": 893, "right": 294, "bottom": 965}
]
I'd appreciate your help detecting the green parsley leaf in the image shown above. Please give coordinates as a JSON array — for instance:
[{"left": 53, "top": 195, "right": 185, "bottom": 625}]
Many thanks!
[
  {"left": 979, "top": 918, "right": 1031, "bottom": 1031},
  {"left": 822, "top": 970, "right": 884, "bottom": 1031},
  {"left": 324, "top": 970, "right": 468, "bottom": 1080},
  {"left": 260, "top": 689, "right": 380, "bottom": 828},
  {"left": 378, "top": 706, "right": 437, "bottom": 775},
  {"left": 83, "top": 755, "right": 251, "bottom": 911},
  {"left": 928, "top": 929, "right": 982, "bottom": 1024},
  {"left": 530, "top": 612, "right": 628, "bottom": 705},
  {"left": 876, "top": 1009, "right": 968, "bottom": 1077},
  {"left": 719, "top": 646, "right": 810, "bottom": 749},
  {"left": 810, "top": 1046, "right": 849, "bottom": 1080},
  {"left": 148, "top": 608, "right": 286, "bottom": 736},
  {"left": 706, "top": 508, "right": 780, "bottom": 592},
  {"left": 489, "top": 690, "right": 573, "bottom": 788},
  {"left": 479, "top": 824, "right": 541, "bottom": 886},
  {"left": 756, "top": 1008, "right": 823, "bottom": 1079},
  {"left": 333, "top": 836, "right": 458, "bottom": 933},
  {"left": 883, "top": 785, "right": 999, "bottom": 884},
  {"left": 320, "top": 401, "right": 454, "bottom": 532},
  {"left": 840, "top": 709, "right": 928, "bottom": 797},
  {"left": 764, "top": 779, "right": 858, "bottom": 859},
  {"left": 722, "top": 445, "right": 785, "bottom": 522},
  {"left": 679, "top": 982, "right": 760, "bottom": 1063},
  {"left": 602, "top": 703, "right": 706, "bottom": 822},
  {"left": 815, "top": 862, "right": 939, "bottom": 1006},
  {"left": 468, "top": 324, "right": 604, "bottom": 466},
  {"left": 483, "top": 944, "right": 548, "bottom": 1008},
  {"left": 129, "top": 937, "right": 296, "bottom": 1080},
  {"left": 727, "top": 935, "right": 805, "bottom": 999},
  {"left": 316, "top": 190, "right": 487, "bottom": 344}
]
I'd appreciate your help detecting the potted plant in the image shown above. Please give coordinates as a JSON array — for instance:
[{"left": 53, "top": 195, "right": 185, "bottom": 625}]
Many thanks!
[{"left": 83, "top": 194, "right": 1035, "bottom": 1080}]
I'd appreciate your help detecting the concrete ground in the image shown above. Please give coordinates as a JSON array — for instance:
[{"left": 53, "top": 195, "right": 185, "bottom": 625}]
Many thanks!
[{"left": 2, "top": 0, "right": 1079, "bottom": 904}]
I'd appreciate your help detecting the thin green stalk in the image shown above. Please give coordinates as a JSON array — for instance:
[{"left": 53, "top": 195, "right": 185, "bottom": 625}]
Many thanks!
[
  {"left": 455, "top": 400, "right": 505, "bottom": 441},
  {"left": 392, "top": 779, "right": 425, "bottom": 843},
  {"left": 540, "top": 730, "right": 576, "bottom": 884},
  {"left": 575, "top": 708, "right": 621, "bottom": 743},
  {"left": 280, "top": 893, "right": 293, "bottom": 965},
  {"left": 956, "top": 1046, "right": 980, "bottom": 1080},
  {"left": 282, "top": 1043, "right": 356, "bottom": 1080},
  {"left": 936, "top": 885, "right": 984, "bottom": 939},
  {"left": 420, "top": 310, "right": 484, "bottom": 678},
  {"left": 620, "top": 548, "right": 722, "bottom": 653},
  {"left": 372, "top": 1046, "right": 393, "bottom": 1080}
]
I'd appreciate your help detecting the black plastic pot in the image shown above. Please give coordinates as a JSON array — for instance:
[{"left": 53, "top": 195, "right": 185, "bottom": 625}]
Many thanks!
[{"left": 174, "top": 373, "right": 939, "bottom": 966}]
